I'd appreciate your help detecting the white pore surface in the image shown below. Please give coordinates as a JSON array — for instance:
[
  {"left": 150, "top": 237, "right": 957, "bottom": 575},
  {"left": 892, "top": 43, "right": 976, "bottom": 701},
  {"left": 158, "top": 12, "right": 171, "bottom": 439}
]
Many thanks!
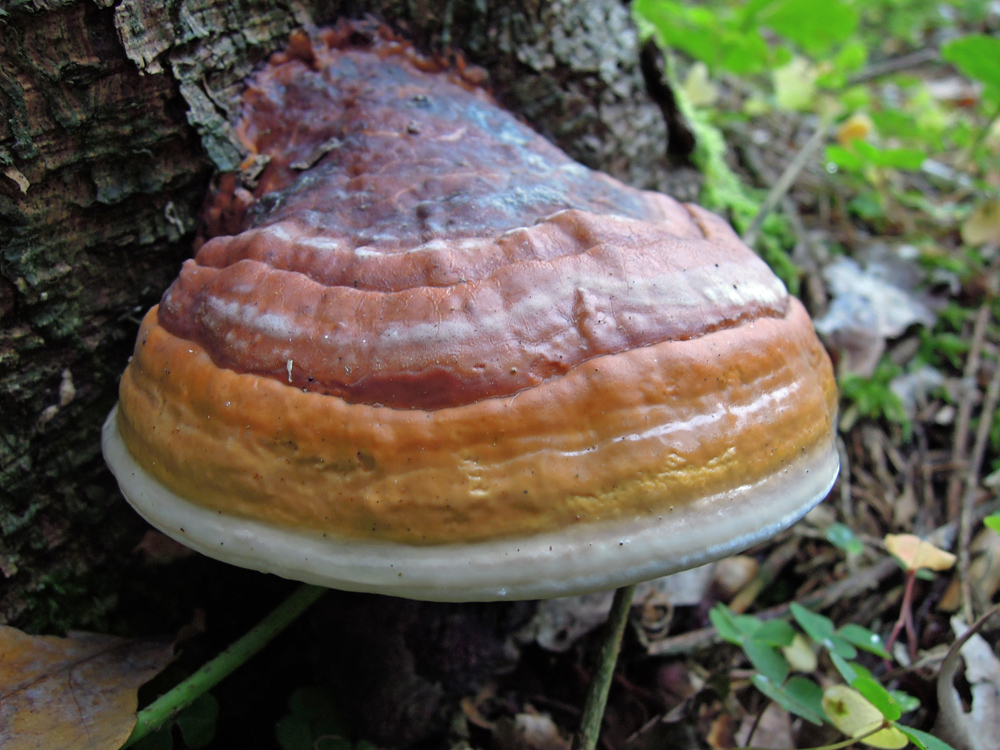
[{"left": 103, "top": 404, "right": 839, "bottom": 601}]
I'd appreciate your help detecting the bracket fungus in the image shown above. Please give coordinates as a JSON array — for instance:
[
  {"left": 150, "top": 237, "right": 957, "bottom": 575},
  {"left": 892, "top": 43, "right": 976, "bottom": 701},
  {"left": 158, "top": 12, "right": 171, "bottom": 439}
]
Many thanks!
[{"left": 102, "top": 21, "right": 839, "bottom": 602}]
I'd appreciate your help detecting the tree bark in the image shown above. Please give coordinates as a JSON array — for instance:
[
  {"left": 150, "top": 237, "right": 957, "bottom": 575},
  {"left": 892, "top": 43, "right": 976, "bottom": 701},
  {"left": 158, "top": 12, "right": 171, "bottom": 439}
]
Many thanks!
[{"left": 0, "top": 0, "right": 686, "bottom": 627}]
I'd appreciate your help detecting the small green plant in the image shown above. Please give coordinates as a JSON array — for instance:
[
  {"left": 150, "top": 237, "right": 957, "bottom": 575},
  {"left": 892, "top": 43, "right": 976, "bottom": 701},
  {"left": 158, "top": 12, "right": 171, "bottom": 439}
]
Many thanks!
[
  {"left": 275, "top": 686, "right": 376, "bottom": 750},
  {"left": 634, "top": 0, "right": 860, "bottom": 78},
  {"left": 839, "top": 359, "right": 911, "bottom": 437},
  {"left": 941, "top": 34, "right": 1000, "bottom": 163},
  {"left": 710, "top": 602, "right": 953, "bottom": 749}
]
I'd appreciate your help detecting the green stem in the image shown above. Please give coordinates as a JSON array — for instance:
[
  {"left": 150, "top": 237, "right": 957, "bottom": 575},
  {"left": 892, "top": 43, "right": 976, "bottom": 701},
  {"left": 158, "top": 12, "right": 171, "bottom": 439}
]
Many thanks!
[
  {"left": 737, "top": 720, "right": 892, "bottom": 750},
  {"left": 123, "top": 583, "right": 327, "bottom": 747},
  {"left": 573, "top": 583, "right": 637, "bottom": 750},
  {"left": 963, "top": 98, "right": 1000, "bottom": 166}
]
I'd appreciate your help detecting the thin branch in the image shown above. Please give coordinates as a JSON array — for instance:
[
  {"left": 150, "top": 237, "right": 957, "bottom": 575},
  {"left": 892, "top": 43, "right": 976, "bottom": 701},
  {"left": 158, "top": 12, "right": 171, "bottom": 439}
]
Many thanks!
[
  {"left": 958, "top": 345, "right": 1000, "bottom": 622},
  {"left": 946, "top": 306, "right": 990, "bottom": 520},
  {"left": 847, "top": 48, "right": 940, "bottom": 85},
  {"left": 742, "top": 119, "right": 832, "bottom": 248},
  {"left": 573, "top": 583, "right": 638, "bottom": 750}
]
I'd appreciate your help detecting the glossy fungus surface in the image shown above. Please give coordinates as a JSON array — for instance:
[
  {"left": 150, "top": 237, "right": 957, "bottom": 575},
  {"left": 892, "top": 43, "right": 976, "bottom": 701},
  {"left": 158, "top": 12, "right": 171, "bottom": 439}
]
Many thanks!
[{"left": 103, "top": 20, "right": 839, "bottom": 601}]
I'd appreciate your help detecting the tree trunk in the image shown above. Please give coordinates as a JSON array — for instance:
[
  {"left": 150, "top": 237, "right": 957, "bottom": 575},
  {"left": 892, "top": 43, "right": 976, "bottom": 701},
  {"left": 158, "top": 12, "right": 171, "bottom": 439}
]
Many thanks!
[{"left": 0, "top": 0, "right": 685, "bottom": 627}]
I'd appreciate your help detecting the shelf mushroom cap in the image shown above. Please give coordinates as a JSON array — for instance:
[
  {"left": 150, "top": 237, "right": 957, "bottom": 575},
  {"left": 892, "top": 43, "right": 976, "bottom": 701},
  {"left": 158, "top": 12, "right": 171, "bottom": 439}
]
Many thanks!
[{"left": 102, "top": 21, "right": 839, "bottom": 602}]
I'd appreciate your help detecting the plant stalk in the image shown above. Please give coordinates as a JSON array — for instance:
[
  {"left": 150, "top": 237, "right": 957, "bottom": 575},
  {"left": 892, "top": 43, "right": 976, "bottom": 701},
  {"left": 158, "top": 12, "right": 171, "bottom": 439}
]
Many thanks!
[
  {"left": 123, "top": 582, "right": 327, "bottom": 747},
  {"left": 573, "top": 583, "right": 637, "bottom": 750}
]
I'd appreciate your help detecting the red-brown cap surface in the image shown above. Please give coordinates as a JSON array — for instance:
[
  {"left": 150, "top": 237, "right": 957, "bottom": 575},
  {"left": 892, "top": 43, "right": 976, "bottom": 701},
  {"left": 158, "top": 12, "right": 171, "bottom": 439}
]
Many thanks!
[{"left": 102, "top": 21, "right": 839, "bottom": 601}]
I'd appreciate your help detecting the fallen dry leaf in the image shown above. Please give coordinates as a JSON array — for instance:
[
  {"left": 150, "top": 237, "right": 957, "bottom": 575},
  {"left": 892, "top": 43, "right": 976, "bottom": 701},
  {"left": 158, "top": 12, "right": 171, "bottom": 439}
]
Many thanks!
[
  {"left": 939, "top": 527, "right": 1000, "bottom": 612},
  {"left": 734, "top": 702, "right": 794, "bottom": 749},
  {"left": 521, "top": 568, "right": 714, "bottom": 652},
  {"left": 884, "top": 533, "right": 957, "bottom": 572},
  {"left": 0, "top": 625, "right": 174, "bottom": 750},
  {"left": 934, "top": 617, "right": 1000, "bottom": 750}
]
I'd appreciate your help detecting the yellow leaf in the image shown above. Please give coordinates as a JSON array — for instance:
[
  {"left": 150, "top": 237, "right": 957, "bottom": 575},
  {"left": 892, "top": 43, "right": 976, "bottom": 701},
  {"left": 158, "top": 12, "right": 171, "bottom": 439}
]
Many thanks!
[
  {"left": 0, "top": 625, "right": 174, "bottom": 750},
  {"left": 781, "top": 633, "right": 818, "bottom": 673},
  {"left": 681, "top": 62, "right": 719, "bottom": 108},
  {"left": 773, "top": 57, "right": 817, "bottom": 111},
  {"left": 821, "top": 685, "right": 908, "bottom": 749},
  {"left": 961, "top": 200, "right": 1000, "bottom": 247},
  {"left": 885, "top": 534, "right": 957, "bottom": 572},
  {"left": 837, "top": 113, "right": 874, "bottom": 145}
]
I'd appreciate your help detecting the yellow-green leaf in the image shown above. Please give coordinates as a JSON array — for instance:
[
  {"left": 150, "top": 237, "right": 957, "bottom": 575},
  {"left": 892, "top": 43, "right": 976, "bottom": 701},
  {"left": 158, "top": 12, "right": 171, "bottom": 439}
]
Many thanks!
[{"left": 822, "top": 685, "right": 908, "bottom": 749}]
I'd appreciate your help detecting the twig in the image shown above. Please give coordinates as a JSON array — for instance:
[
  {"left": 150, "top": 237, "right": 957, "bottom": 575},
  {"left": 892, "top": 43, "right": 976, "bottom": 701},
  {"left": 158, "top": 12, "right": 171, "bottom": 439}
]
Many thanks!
[
  {"left": 123, "top": 583, "right": 326, "bottom": 747},
  {"left": 741, "top": 119, "right": 832, "bottom": 248},
  {"left": 962, "top": 98, "right": 1000, "bottom": 166},
  {"left": 729, "top": 538, "right": 801, "bottom": 614},
  {"left": 846, "top": 48, "right": 940, "bottom": 85},
  {"left": 573, "top": 583, "right": 638, "bottom": 750},
  {"left": 946, "top": 306, "right": 990, "bottom": 520},
  {"left": 958, "top": 346, "right": 1000, "bottom": 622}
]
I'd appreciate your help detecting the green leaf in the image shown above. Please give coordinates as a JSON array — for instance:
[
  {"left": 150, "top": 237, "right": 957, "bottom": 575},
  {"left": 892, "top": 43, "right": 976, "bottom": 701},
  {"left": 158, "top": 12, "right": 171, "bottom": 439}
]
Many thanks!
[
  {"left": 790, "top": 603, "right": 834, "bottom": 640},
  {"left": 761, "top": 0, "right": 858, "bottom": 54},
  {"left": 830, "top": 653, "right": 858, "bottom": 683},
  {"left": 753, "top": 619, "right": 796, "bottom": 647},
  {"left": 942, "top": 35, "right": 1000, "bottom": 92},
  {"left": 718, "top": 30, "right": 771, "bottom": 74},
  {"left": 751, "top": 674, "right": 826, "bottom": 725},
  {"left": 829, "top": 634, "right": 859, "bottom": 659},
  {"left": 853, "top": 676, "right": 902, "bottom": 721},
  {"left": 131, "top": 728, "right": 173, "bottom": 750},
  {"left": 277, "top": 687, "right": 351, "bottom": 750},
  {"left": 834, "top": 41, "right": 868, "bottom": 74},
  {"left": 849, "top": 193, "right": 885, "bottom": 220},
  {"left": 837, "top": 624, "right": 890, "bottom": 658},
  {"left": 176, "top": 694, "right": 219, "bottom": 749},
  {"left": 744, "top": 638, "right": 790, "bottom": 685},
  {"left": 276, "top": 715, "right": 313, "bottom": 750},
  {"left": 710, "top": 604, "right": 746, "bottom": 644},
  {"left": 876, "top": 147, "right": 927, "bottom": 170},
  {"left": 826, "top": 523, "right": 864, "bottom": 556},
  {"left": 826, "top": 144, "right": 863, "bottom": 171},
  {"left": 288, "top": 686, "right": 343, "bottom": 723},
  {"left": 984, "top": 513, "right": 1000, "bottom": 533},
  {"left": 317, "top": 736, "right": 352, "bottom": 750},
  {"left": 889, "top": 690, "right": 921, "bottom": 714},
  {"left": 897, "top": 724, "right": 959, "bottom": 750},
  {"left": 784, "top": 676, "right": 828, "bottom": 725},
  {"left": 710, "top": 603, "right": 765, "bottom": 643},
  {"left": 852, "top": 141, "right": 926, "bottom": 169}
]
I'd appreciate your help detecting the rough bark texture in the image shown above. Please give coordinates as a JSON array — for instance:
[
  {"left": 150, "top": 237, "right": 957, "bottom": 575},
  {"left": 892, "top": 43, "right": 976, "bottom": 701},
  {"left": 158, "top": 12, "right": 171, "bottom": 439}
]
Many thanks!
[{"left": 0, "top": 0, "right": 687, "bottom": 627}]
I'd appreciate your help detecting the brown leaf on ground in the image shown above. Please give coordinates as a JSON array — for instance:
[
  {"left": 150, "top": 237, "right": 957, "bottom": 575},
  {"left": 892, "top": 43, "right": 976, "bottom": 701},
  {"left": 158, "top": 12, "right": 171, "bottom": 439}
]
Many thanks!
[
  {"left": 0, "top": 625, "right": 174, "bottom": 750},
  {"left": 934, "top": 616, "right": 1000, "bottom": 750}
]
